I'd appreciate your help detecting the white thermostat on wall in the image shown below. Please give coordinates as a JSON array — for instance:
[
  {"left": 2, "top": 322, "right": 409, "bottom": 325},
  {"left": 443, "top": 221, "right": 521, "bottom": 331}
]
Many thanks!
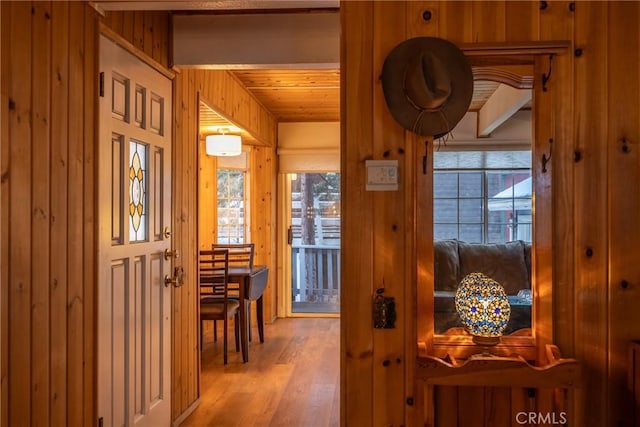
[{"left": 365, "top": 159, "right": 399, "bottom": 191}]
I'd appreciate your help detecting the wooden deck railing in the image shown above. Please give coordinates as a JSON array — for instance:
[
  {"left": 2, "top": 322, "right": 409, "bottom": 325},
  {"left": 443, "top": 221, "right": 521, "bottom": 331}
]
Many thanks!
[{"left": 291, "top": 245, "right": 340, "bottom": 304}]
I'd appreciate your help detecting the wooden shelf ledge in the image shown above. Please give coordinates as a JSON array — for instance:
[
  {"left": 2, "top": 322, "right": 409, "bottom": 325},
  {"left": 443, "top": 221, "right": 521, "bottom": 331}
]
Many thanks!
[{"left": 417, "top": 344, "right": 581, "bottom": 388}]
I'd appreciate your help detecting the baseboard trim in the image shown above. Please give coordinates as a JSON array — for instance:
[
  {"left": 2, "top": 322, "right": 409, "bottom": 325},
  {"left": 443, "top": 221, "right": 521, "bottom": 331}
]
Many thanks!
[{"left": 172, "top": 398, "right": 201, "bottom": 427}]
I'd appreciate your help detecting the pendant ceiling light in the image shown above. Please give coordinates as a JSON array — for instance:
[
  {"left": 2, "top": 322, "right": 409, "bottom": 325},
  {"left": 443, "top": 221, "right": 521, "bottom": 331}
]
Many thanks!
[{"left": 206, "top": 129, "right": 242, "bottom": 156}]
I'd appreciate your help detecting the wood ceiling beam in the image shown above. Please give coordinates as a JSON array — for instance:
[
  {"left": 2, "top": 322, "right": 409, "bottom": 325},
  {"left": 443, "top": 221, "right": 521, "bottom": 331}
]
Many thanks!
[{"left": 477, "top": 84, "right": 532, "bottom": 138}]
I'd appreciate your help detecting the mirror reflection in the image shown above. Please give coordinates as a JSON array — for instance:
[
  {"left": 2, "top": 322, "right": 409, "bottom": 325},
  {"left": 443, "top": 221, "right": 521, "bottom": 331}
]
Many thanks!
[{"left": 433, "top": 78, "right": 533, "bottom": 336}]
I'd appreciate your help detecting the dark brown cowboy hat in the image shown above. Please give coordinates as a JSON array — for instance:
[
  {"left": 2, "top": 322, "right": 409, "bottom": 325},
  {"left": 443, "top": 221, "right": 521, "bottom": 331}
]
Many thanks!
[{"left": 381, "top": 37, "right": 473, "bottom": 138}]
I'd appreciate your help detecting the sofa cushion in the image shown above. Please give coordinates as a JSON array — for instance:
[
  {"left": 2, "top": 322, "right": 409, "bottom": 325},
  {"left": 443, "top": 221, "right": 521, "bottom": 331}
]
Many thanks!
[
  {"left": 434, "top": 239, "right": 460, "bottom": 291},
  {"left": 458, "top": 240, "right": 529, "bottom": 295}
]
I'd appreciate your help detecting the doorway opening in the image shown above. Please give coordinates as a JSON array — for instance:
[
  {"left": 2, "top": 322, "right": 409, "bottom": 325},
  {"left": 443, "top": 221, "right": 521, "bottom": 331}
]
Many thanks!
[{"left": 285, "top": 172, "right": 341, "bottom": 315}]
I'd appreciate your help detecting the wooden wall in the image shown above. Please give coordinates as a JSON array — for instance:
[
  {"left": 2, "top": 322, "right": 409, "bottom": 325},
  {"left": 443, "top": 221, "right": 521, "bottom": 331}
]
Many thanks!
[
  {"left": 1, "top": 2, "right": 98, "bottom": 426},
  {"left": 100, "top": 10, "right": 170, "bottom": 69},
  {"left": 342, "top": 1, "right": 640, "bottom": 426}
]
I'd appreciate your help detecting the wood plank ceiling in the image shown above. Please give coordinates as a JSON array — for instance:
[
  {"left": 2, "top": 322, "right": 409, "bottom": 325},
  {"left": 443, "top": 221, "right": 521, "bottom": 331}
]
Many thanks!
[
  {"left": 232, "top": 69, "right": 341, "bottom": 122},
  {"left": 199, "top": 68, "right": 340, "bottom": 144}
]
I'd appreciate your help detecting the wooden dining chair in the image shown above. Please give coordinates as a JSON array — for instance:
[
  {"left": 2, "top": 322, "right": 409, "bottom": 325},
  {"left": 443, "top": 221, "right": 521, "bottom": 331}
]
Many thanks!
[
  {"left": 212, "top": 243, "right": 268, "bottom": 345},
  {"left": 212, "top": 243, "right": 257, "bottom": 341},
  {"left": 199, "top": 249, "right": 241, "bottom": 364},
  {"left": 212, "top": 243, "right": 254, "bottom": 268}
]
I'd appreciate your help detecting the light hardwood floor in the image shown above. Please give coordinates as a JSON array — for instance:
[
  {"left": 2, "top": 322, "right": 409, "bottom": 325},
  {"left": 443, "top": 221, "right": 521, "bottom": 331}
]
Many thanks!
[{"left": 181, "top": 317, "right": 340, "bottom": 427}]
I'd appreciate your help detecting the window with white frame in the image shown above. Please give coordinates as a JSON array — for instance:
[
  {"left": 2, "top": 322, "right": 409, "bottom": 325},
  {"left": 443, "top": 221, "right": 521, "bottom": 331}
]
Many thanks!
[
  {"left": 217, "top": 152, "right": 248, "bottom": 244},
  {"left": 433, "top": 150, "right": 532, "bottom": 244}
]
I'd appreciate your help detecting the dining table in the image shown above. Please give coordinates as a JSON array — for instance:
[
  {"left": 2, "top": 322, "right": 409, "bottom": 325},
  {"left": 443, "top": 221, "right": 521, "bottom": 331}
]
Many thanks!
[{"left": 227, "top": 264, "right": 268, "bottom": 363}]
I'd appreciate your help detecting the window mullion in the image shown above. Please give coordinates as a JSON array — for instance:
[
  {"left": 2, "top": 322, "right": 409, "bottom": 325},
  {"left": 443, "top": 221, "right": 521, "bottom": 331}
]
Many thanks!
[{"left": 483, "top": 171, "right": 488, "bottom": 243}]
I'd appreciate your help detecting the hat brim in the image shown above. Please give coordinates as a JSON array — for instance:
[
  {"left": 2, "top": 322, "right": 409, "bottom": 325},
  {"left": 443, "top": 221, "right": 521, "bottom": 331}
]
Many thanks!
[{"left": 381, "top": 37, "right": 473, "bottom": 138}]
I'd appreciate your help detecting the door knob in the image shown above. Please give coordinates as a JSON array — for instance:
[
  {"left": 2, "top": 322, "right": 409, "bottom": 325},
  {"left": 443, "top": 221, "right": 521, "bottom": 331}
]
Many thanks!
[
  {"left": 164, "top": 274, "right": 176, "bottom": 287},
  {"left": 164, "top": 267, "right": 184, "bottom": 288},
  {"left": 164, "top": 249, "right": 179, "bottom": 260}
]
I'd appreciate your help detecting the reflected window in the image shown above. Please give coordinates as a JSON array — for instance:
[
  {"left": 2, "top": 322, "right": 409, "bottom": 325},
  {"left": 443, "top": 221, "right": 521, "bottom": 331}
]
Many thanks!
[{"left": 434, "top": 151, "right": 532, "bottom": 244}]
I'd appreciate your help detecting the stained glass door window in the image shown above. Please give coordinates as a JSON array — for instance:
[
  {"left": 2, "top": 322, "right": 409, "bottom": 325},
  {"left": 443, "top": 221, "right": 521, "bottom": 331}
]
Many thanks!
[{"left": 129, "top": 140, "right": 147, "bottom": 242}]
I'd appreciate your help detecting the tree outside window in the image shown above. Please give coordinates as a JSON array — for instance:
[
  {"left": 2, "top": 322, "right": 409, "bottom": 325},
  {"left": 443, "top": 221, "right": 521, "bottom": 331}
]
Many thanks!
[{"left": 217, "top": 169, "right": 245, "bottom": 243}]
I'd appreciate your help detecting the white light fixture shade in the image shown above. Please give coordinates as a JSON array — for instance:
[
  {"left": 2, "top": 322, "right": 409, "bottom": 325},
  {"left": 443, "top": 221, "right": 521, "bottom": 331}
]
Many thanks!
[{"left": 206, "top": 134, "right": 242, "bottom": 156}]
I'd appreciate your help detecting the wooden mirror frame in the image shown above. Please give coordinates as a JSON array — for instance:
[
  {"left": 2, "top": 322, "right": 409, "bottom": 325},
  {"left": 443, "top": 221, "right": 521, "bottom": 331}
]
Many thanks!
[{"left": 416, "top": 42, "right": 570, "bottom": 363}]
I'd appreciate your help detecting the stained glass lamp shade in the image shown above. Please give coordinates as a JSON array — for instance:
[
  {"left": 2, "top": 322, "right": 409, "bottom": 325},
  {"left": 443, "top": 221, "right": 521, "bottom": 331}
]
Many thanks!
[{"left": 454, "top": 272, "right": 511, "bottom": 347}]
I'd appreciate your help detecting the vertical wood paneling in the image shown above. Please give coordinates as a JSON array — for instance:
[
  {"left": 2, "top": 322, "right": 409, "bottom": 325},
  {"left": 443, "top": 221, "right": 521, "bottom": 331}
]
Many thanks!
[
  {"left": 106, "top": 10, "right": 124, "bottom": 36},
  {"left": 133, "top": 11, "right": 145, "bottom": 52},
  {"left": 372, "top": 2, "right": 406, "bottom": 425},
  {"left": 405, "top": 4, "right": 439, "bottom": 425},
  {"left": 143, "top": 12, "right": 154, "bottom": 65},
  {"left": 573, "top": 2, "right": 609, "bottom": 426},
  {"left": 181, "top": 67, "right": 192, "bottom": 416},
  {"left": 50, "top": 3, "right": 70, "bottom": 425},
  {"left": 505, "top": 1, "right": 539, "bottom": 41},
  {"left": 539, "top": 2, "right": 577, "bottom": 424},
  {"left": 172, "top": 68, "right": 185, "bottom": 419},
  {"left": 532, "top": 61, "right": 554, "bottom": 427},
  {"left": 0, "top": 3, "right": 10, "bottom": 425},
  {"left": 102, "top": 10, "right": 171, "bottom": 68},
  {"left": 153, "top": 12, "right": 169, "bottom": 68},
  {"left": 199, "top": 71, "right": 276, "bottom": 147},
  {"left": 181, "top": 67, "right": 191, "bottom": 414},
  {"left": 31, "top": 3, "right": 52, "bottom": 426},
  {"left": 540, "top": 2, "right": 580, "bottom": 425},
  {"left": 1, "top": 2, "right": 97, "bottom": 426},
  {"left": 67, "top": 4, "right": 86, "bottom": 425},
  {"left": 457, "top": 387, "right": 484, "bottom": 426},
  {"left": 471, "top": 1, "right": 506, "bottom": 42},
  {"left": 434, "top": 387, "right": 457, "bottom": 427},
  {"left": 510, "top": 387, "right": 528, "bottom": 423},
  {"left": 437, "top": 1, "right": 473, "bottom": 44},
  {"left": 539, "top": 0, "right": 576, "bottom": 365},
  {"left": 485, "top": 387, "right": 511, "bottom": 427},
  {"left": 198, "top": 134, "right": 216, "bottom": 250},
  {"left": 631, "top": 342, "right": 640, "bottom": 424},
  {"left": 405, "top": 4, "right": 438, "bottom": 425},
  {"left": 250, "top": 145, "right": 277, "bottom": 323},
  {"left": 341, "top": 1, "right": 374, "bottom": 425},
  {"left": 607, "top": 3, "right": 640, "bottom": 427},
  {"left": 8, "top": 3, "right": 33, "bottom": 425},
  {"left": 122, "top": 10, "right": 134, "bottom": 44},
  {"left": 187, "top": 68, "right": 198, "bottom": 410}
]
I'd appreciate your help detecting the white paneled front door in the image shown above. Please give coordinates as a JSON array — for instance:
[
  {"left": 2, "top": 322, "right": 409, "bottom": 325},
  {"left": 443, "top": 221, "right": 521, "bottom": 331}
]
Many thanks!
[{"left": 98, "top": 35, "right": 172, "bottom": 427}]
